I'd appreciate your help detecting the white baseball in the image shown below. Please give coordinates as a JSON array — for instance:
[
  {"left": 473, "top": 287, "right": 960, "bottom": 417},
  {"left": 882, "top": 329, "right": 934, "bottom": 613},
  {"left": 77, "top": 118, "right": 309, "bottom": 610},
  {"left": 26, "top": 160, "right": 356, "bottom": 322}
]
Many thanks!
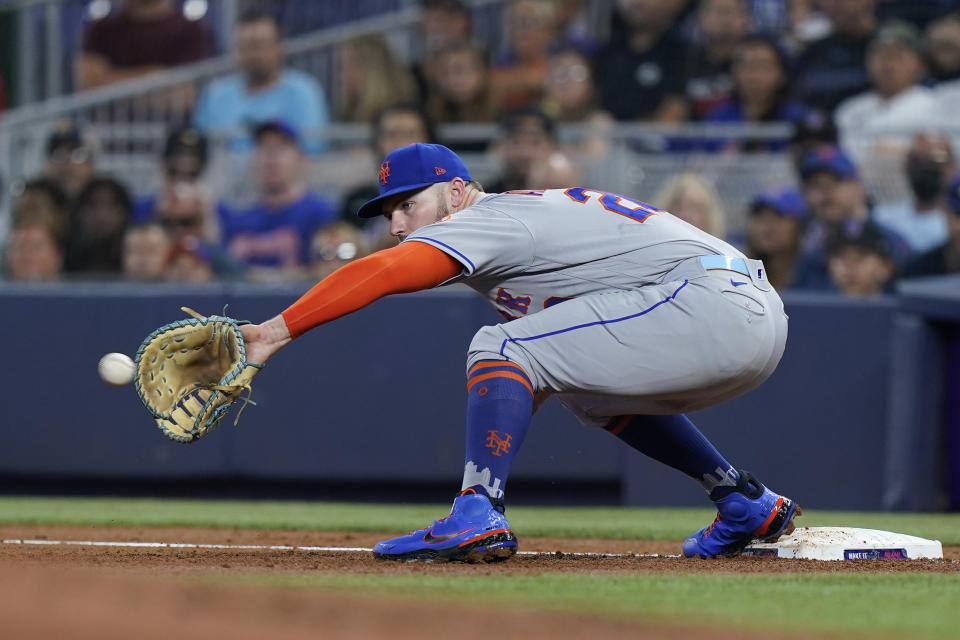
[{"left": 98, "top": 352, "right": 136, "bottom": 387}]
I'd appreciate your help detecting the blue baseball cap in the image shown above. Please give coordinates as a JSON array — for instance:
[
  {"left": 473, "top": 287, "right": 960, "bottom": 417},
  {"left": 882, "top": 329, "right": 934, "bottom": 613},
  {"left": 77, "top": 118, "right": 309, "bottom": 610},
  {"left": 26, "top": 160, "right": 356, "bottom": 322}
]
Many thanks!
[
  {"left": 252, "top": 120, "right": 301, "bottom": 148},
  {"left": 947, "top": 172, "right": 960, "bottom": 213},
  {"left": 750, "top": 187, "right": 808, "bottom": 220},
  {"left": 800, "top": 145, "right": 858, "bottom": 181},
  {"left": 357, "top": 143, "right": 472, "bottom": 218}
]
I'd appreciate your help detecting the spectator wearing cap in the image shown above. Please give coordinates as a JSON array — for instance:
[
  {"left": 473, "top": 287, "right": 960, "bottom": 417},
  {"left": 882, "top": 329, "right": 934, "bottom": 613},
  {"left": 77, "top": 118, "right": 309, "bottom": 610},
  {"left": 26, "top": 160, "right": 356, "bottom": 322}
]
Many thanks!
[
  {"left": 902, "top": 172, "right": 960, "bottom": 278},
  {"left": 76, "top": 0, "right": 210, "bottom": 90},
  {"left": 193, "top": 10, "right": 329, "bottom": 153},
  {"left": 486, "top": 107, "right": 558, "bottom": 194},
  {"left": 596, "top": 0, "right": 689, "bottom": 122},
  {"left": 744, "top": 188, "right": 808, "bottom": 290},
  {"left": 834, "top": 20, "right": 939, "bottom": 170},
  {"left": 220, "top": 121, "right": 337, "bottom": 280},
  {"left": 794, "top": 0, "right": 877, "bottom": 114},
  {"left": 43, "top": 122, "right": 97, "bottom": 201},
  {"left": 873, "top": 132, "right": 954, "bottom": 252},
  {"left": 794, "top": 145, "right": 911, "bottom": 289},
  {"left": 787, "top": 110, "right": 838, "bottom": 174},
  {"left": 825, "top": 220, "right": 897, "bottom": 297}
]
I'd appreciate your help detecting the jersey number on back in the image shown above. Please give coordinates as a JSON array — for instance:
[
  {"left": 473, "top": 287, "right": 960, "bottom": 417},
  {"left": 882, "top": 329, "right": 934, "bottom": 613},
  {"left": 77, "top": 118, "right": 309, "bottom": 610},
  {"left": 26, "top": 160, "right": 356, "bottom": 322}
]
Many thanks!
[{"left": 562, "top": 188, "right": 661, "bottom": 223}]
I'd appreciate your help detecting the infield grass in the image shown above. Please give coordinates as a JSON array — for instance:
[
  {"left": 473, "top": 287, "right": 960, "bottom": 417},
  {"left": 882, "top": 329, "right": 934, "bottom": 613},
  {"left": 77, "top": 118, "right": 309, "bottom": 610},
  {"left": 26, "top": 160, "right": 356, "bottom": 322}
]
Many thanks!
[
  {"left": 0, "top": 495, "right": 959, "bottom": 544},
  {"left": 2, "top": 496, "right": 958, "bottom": 638},
  {"left": 234, "top": 572, "right": 960, "bottom": 639}
]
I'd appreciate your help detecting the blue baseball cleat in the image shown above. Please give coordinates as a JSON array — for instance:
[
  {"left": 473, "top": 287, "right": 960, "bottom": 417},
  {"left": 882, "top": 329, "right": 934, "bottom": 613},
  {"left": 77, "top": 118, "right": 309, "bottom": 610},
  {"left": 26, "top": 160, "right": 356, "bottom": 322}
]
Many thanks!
[
  {"left": 373, "top": 491, "right": 518, "bottom": 563},
  {"left": 682, "top": 470, "right": 801, "bottom": 558}
]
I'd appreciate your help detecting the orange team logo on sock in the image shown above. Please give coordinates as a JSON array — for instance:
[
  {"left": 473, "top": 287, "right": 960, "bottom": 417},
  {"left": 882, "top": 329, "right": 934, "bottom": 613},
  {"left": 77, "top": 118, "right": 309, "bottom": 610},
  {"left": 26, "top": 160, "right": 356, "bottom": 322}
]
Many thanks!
[
  {"left": 379, "top": 160, "right": 391, "bottom": 185},
  {"left": 485, "top": 430, "right": 512, "bottom": 456}
]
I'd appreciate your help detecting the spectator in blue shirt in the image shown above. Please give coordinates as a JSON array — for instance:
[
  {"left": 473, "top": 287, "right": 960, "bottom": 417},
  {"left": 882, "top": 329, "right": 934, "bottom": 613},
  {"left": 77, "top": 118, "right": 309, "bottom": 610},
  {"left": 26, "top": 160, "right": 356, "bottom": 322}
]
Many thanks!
[
  {"left": 220, "top": 121, "right": 337, "bottom": 280},
  {"left": 193, "top": 9, "right": 329, "bottom": 153}
]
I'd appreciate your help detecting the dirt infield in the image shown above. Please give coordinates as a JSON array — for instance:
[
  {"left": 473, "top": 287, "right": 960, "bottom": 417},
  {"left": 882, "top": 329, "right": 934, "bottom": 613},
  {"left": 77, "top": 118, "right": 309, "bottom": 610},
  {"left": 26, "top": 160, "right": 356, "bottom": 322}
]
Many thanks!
[{"left": 1, "top": 525, "right": 957, "bottom": 640}]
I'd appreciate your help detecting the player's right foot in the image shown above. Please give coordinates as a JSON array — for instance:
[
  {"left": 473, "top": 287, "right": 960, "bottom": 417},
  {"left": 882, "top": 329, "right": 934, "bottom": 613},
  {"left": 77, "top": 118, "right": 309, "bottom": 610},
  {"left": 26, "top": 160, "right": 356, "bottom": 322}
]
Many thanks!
[
  {"left": 372, "top": 491, "right": 518, "bottom": 563},
  {"left": 681, "top": 470, "right": 800, "bottom": 558}
]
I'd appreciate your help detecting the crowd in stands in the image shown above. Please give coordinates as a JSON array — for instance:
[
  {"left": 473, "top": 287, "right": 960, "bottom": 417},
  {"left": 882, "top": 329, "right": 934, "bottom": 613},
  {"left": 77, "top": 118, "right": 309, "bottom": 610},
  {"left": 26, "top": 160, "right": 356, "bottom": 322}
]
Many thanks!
[{"left": 4, "top": 0, "right": 960, "bottom": 297}]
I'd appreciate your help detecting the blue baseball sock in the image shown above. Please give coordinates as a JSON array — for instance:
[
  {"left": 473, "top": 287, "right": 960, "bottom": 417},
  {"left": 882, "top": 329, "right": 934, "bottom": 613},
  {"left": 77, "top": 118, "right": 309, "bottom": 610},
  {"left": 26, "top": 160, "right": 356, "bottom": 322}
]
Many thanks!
[
  {"left": 460, "top": 360, "right": 534, "bottom": 500},
  {"left": 606, "top": 414, "right": 740, "bottom": 499}
]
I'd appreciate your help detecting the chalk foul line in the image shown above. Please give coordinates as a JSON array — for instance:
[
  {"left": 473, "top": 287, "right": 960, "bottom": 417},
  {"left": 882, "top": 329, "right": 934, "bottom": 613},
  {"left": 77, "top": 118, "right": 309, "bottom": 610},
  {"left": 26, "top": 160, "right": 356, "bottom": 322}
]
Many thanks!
[{"left": 1, "top": 538, "right": 679, "bottom": 558}]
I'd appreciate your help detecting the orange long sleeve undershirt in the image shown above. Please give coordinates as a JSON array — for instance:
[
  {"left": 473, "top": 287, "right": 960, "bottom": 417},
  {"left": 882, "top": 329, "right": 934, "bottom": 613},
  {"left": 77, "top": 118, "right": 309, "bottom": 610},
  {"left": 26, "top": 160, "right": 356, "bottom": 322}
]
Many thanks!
[{"left": 281, "top": 241, "right": 463, "bottom": 339}]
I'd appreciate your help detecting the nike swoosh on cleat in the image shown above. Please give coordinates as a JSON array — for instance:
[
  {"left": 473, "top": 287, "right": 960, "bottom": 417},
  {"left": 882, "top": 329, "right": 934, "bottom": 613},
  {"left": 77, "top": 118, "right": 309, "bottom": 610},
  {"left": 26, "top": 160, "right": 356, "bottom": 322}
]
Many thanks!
[
  {"left": 730, "top": 279, "right": 748, "bottom": 287},
  {"left": 423, "top": 527, "right": 476, "bottom": 544}
]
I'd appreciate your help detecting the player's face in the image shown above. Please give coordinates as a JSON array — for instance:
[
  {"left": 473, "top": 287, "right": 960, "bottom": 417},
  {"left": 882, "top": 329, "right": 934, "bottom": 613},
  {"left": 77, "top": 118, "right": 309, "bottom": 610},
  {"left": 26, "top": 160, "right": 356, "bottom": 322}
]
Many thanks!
[{"left": 383, "top": 185, "right": 448, "bottom": 242}]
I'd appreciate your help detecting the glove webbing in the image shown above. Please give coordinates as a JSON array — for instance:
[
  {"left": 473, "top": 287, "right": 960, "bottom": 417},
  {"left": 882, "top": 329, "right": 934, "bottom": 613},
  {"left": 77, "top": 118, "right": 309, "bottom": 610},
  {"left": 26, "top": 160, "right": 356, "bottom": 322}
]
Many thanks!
[{"left": 178, "top": 306, "right": 259, "bottom": 427}]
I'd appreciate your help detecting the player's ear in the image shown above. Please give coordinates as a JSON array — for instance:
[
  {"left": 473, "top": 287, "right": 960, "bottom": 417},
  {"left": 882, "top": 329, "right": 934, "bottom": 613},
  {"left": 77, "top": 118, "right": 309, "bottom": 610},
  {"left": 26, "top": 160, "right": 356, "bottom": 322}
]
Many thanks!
[{"left": 449, "top": 177, "right": 467, "bottom": 209}]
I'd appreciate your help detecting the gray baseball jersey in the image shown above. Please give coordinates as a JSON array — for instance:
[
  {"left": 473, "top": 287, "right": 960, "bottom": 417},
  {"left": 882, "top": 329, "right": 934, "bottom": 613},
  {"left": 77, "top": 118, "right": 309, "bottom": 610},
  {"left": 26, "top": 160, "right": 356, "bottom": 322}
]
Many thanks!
[{"left": 405, "top": 188, "right": 788, "bottom": 424}]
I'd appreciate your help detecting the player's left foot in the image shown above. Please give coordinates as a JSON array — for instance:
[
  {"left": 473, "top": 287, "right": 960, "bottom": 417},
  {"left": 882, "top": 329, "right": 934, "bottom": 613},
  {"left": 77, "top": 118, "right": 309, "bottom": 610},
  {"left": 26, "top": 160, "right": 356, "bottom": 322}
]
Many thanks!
[
  {"left": 372, "top": 491, "right": 518, "bottom": 563},
  {"left": 681, "top": 470, "right": 801, "bottom": 558}
]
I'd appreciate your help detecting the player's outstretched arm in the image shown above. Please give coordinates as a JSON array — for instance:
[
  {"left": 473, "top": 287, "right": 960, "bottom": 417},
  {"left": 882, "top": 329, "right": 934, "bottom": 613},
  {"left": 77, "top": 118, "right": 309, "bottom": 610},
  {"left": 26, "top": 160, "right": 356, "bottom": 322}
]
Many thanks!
[{"left": 240, "top": 241, "right": 462, "bottom": 366}]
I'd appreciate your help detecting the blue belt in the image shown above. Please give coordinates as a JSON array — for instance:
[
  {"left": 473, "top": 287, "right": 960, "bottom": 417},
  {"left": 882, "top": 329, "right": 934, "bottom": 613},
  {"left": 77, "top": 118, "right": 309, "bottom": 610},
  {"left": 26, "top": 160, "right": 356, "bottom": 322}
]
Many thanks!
[{"left": 700, "top": 256, "right": 749, "bottom": 277}]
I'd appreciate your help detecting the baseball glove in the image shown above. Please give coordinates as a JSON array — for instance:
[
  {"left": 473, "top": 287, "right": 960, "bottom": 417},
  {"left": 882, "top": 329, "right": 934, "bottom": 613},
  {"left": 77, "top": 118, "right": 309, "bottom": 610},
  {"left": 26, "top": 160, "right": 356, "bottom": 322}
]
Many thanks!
[{"left": 134, "top": 307, "right": 262, "bottom": 443}]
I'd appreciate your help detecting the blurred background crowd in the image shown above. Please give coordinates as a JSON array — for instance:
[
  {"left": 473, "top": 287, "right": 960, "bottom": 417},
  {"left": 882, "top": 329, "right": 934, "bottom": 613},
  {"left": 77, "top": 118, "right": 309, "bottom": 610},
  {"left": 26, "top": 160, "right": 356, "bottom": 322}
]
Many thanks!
[{"left": 2, "top": 0, "right": 960, "bottom": 297}]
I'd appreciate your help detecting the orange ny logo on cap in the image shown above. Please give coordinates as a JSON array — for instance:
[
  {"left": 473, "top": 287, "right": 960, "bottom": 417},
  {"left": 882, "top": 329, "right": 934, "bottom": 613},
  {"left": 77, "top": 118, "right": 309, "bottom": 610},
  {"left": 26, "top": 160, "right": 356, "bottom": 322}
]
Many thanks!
[
  {"left": 434, "top": 166, "right": 447, "bottom": 176},
  {"left": 379, "top": 160, "right": 391, "bottom": 185}
]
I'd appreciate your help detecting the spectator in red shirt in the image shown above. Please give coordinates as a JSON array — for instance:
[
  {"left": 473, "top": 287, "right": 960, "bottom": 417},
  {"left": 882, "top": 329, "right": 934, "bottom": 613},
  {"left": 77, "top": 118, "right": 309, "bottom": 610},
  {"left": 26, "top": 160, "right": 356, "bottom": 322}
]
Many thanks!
[{"left": 76, "top": 0, "right": 211, "bottom": 90}]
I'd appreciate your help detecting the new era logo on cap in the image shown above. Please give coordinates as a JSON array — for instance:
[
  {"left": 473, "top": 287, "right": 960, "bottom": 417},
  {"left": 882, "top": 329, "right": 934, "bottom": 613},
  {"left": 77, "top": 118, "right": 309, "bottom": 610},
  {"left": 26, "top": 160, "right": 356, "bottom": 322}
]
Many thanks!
[{"left": 358, "top": 144, "right": 472, "bottom": 218}]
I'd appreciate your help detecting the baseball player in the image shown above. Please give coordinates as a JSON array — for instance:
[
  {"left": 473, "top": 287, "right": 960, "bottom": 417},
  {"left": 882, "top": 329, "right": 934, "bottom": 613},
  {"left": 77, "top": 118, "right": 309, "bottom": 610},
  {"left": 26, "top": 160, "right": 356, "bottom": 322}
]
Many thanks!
[{"left": 241, "top": 143, "right": 800, "bottom": 561}]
